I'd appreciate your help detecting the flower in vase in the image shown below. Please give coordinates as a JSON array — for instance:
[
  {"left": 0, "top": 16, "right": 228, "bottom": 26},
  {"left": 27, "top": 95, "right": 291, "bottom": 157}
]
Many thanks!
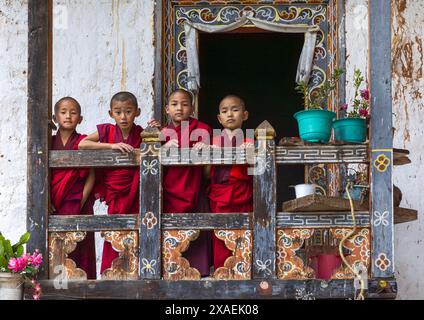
[
  {"left": 8, "top": 257, "right": 28, "bottom": 273},
  {"left": 360, "top": 89, "right": 370, "bottom": 100},
  {"left": 359, "top": 108, "right": 369, "bottom": 117}
]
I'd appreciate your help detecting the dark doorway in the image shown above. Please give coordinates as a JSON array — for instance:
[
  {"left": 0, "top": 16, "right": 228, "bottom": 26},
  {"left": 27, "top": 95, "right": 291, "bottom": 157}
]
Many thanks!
[{"left": 198, "top": 30, "right": 306, "bottom": 204}]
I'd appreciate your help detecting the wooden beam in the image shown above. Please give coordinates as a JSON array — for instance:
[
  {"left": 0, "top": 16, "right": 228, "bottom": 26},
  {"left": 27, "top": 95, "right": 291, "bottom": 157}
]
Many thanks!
[
  {"left": 49, "top": 150, "right": 141, "bottom": 168},
  {"left": 25, "top": 279, "right": 397, "bottom": 300},
  {"left": 27, "top": 0, "right": 52, "bottom": 279},
  {"left": 162, "top": 213, "right": 252, "bottom": 230},
  {"left": 394, "top": 207, "right": 418, "bottom": 225},
  {"left": 252, "top": 122, "right": 276, "bottom": 279},
  {"left": 369, "top": 0, "right": 394, "bottom": 278},
  {"left": 48, "top": 215, "right": 139, "bottom": 232},
  {"left": 275, "top": 145, "right": 368, "bottom": 164}
]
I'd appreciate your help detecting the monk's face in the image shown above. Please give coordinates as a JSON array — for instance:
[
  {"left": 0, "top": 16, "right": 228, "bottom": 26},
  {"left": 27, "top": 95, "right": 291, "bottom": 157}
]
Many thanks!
[
  {"left": 165, "top": 91, "right": 193, "bottom": 125},
  {"left": 217, "top": 97, "right": 248, "bottom": 130},
  {"left": 54, "top": 100, "right": 82, "bottom": 130},
  {"left": 109, "top": 100, "right": 140, "bottom": 131}
]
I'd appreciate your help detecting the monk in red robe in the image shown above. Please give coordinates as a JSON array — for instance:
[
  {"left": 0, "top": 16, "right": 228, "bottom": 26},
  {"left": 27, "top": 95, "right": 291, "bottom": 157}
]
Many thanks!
[
  {"left": 161, "top": 89, "right": 213, "bottom": 276},
  {"left": 79, "top": 92, "right": 160, "bottom": 273},
  {"left": 50, "top": 97, "right": 96, "bottom": 279},
  {"left": 207, "top": 95, "right": 254, "bottom": 270}
]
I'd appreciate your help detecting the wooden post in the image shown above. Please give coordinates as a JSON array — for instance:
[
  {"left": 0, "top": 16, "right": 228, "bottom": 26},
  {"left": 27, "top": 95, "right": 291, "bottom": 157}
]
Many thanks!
[
  {"left": 153, "top": 0, "right": 163, "bottom": 122},
  {"left": 369, "top": 0, "right": 394, "bottom": 278},
  {"left": 27, "top": 0, "right": 52, "bottom": 279},
  {"left": 139, "top": 128, "right": 162, "bottom": 279},
  {"left": 253, "top": 121, "right": 276, "bottom": 279}
]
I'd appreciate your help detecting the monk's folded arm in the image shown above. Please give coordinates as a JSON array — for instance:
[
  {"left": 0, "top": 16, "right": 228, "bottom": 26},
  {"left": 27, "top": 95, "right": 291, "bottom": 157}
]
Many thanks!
[{"left": 78, "top": 131, "right": 113, "bottom": 150}]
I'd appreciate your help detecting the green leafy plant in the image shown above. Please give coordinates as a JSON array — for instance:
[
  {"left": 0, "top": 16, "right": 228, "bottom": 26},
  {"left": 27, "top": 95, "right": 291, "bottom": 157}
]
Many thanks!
[
  {"left": 0, "top": 232, "right": 42, "bottom": 300},
  {"left": 296, "top": 68, "right": 344, "bottom": 110}
]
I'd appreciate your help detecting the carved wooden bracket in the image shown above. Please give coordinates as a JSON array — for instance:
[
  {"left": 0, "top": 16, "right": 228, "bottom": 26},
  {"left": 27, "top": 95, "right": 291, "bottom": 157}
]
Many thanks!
[
  {"left": 330, "top": 228, "right": 371, "bottom": 279},
  {"left": 213, "top": 230, "right": 252, "bottom": 280},
  {"left": 162, "top": 230, "right": 201, "bottom": 280},
  {"left": 101, "top": 231, "right": 139, "bottom": 280},
  {"left": 48, "top": 232, "right": 87, "bottom": 280},
  {"left": 276, "top": 229, "right": 316, "bottom": 280}
]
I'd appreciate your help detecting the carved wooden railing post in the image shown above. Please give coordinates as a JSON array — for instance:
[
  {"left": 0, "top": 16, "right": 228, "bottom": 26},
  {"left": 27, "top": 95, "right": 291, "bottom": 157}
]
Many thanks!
[
  {"left": 253, "top": 121, "right": 277, "bottom": 279},
  {"left": 139, "top": 127, "right": 162, "bottom": 279}
]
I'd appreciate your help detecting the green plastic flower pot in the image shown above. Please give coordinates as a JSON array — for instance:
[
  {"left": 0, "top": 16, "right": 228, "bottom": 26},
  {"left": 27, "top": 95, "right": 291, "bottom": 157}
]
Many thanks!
[
  {"left": 294, "top": 109, "right": 336, "bottom": 143},
  {"left": 333, "top": 118, "right": 367, "bottom": 143}
]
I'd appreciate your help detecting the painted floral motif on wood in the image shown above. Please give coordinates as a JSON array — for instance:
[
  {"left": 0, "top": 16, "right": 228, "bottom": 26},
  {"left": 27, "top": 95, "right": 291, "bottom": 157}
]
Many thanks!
[
  {"left": 48, "top": 232, "right": 87, "bottom": 280},
  {"left": 276, "top": 228, "right": 316, "bottom": 279},
  {"left": 101, "top": 231, "right": 139, "bottom": 280},
  {"left": 212, "top": 230, "right": 252, "bottom": 280},
  {"left": 162, "top": 230, "right": 202, "bottom": 280}
]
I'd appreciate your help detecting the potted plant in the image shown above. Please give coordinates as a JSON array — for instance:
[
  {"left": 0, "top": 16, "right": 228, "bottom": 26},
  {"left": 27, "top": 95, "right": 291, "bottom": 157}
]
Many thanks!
[
  {"left": 294, "top": 68, "right": 344, "bottom": 143},
  {"left": 0, "top": 232, "right": 42, "bottom": 300},
  {"left": 333, "top": 68, "right": 369, "bottom": 143}
]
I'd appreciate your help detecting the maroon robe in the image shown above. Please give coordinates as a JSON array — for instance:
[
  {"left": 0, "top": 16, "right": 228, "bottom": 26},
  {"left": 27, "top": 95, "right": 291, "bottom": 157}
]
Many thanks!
[
  {"left": 95, "top": 123, "right": 143, "bottom": 273},
  {"left": 208, "top": 133, "right": 253, "bottom": 270},
  {"left": 162, "top": 118, "right": 212, "bottom": 276},
  {"left": 51, "top": 130, "right": 96, "bottom": 279}
]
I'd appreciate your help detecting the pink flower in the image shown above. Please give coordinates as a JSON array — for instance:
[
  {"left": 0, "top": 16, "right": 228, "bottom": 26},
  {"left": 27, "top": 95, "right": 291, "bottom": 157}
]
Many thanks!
[
  {"left": 339, "top": 103, "right": 348, "bottom": 111},
  {"left": 29, "top": 252, "right": 43, "bottom": 268},
  {"left": 7, "top": 257, "right": 28, "bottom": 273},
  {"left": 359, "top": 108, "right": 369, "bottom": 117},
  {"left": 360, "top": 89, "right": 370, "bottom": 100},
  {"left": 33, "top": 294, "right": 40, "bottom": 300}
]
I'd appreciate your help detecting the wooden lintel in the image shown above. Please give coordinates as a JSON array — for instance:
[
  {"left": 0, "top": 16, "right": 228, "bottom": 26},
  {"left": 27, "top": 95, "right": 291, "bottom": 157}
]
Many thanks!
[{"left": 282, "top": 195, "right": 369, "bottom": 212}]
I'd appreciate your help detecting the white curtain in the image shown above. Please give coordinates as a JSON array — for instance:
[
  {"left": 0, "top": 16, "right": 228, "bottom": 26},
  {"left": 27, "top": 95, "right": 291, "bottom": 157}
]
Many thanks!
[{"left": 183, "top": 12, "right": 319, "bottom": 93}]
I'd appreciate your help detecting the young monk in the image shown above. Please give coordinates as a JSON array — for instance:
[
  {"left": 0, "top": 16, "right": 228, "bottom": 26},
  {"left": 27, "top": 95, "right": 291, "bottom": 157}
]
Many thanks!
[
  {"left": 50, "top": 97, "right": 96, "bottom": 279},
  {"left": 207, "top": 95, "right": 254, "bottom": 270},
  {"left": 79, "top": 91, "right": 159, "bottom": 273},
  {"left": 161, "top": 89, "right": 213, "bottom": 276}
]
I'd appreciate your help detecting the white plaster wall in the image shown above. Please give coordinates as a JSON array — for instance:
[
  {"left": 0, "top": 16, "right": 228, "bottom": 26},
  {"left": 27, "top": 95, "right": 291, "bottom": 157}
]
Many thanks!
[
  {"left": 52, "top": 0, "right": 156, "bottom": 277},
  {"left": 391, "top": 0, "right": 424, "bottom": 300},
  {"left": 0, "top": 0, "right": 28, "bottom": 244}
]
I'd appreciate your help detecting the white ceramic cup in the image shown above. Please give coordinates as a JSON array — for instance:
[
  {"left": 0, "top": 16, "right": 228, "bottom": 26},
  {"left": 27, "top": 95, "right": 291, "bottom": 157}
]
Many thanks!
[{"left": 291, "top": 184, "right": 326, "bottom": 198}]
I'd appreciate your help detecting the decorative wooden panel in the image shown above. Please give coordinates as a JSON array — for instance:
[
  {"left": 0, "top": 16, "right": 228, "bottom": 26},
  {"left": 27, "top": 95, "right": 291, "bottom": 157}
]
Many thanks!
[
  {"left": 139, "top": 134, "right": 162, "bottom": 280},
  {"left": 48, "top": 232, "right": 87, "bottom": 280},
  {"left": 162, "top": 230, "right": 201, "bottom": 280},
  {"left": 277, "top": 212, "right": 370, "bottom": 228},
  {"left": 330, "top": 228, "right": 371, "bottom": 279},
  {"left": 213, "top": 230, "right": 252, "bottom": 280},
  {"left": 101, "top": 231, "right": 139, "bottom": 280},
  {"left": 49, "top": 150, "right": 140, "bottom": 168},
  {"left": 369, "top": 0, "right": 394, "bottom": 278},
  {"left": 276, "top": 229, "right": 315, "bottom": 280}
]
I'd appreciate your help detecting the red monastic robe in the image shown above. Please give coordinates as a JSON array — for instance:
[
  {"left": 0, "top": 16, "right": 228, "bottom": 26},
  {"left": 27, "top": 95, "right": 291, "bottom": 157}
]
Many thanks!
[
  {"left": 51, "top": 130, "right": 96, "bottom": 279},
  {"left": 208, "top": 133, "right": 254, "bottom": 270},
  {"left": 162, "top": 118, "right": 213, "bottom": 276},
  {"left": 95, "top": 123, "right": 143, "bottom": 273}
]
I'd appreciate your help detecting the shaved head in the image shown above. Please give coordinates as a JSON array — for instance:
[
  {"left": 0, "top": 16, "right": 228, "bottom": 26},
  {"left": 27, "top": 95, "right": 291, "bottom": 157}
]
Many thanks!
[{"left": 54, "top": 97, "right": 81, "bottom": 114}]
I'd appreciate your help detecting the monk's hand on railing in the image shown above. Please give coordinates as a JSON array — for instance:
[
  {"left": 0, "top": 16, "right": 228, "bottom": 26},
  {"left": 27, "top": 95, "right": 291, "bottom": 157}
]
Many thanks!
[
  {"left": 193, "top": 142, "right": 210, "bottom": 150},
  {"left": 111, "top": 142, "right": 135, "bottom": 153},
  {"left": 147, "top": 119, "right": 161, "bottom": 129}
]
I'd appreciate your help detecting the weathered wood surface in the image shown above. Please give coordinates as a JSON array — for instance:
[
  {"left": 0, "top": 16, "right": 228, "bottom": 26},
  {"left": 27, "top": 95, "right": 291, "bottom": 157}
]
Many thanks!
[
  {"left": 277, "top": 212, "right": 370, "bottom": 228},
  {"left": 49, "top": 215, "right": 139, "bottom": 232},
  {"left": 27, "top": 0, "right": 52, "bottom": 279},
  {"left": 275, "top": 145, "right": 368, "bottom": 164},
  {"left": 369, "top": 0, "right": 395, "bottom": 278},
  {"left": 139, "top": 140, "right": 162, "bottom": 280},
  {"left": 393, "top": 148, "right": 411, "bottom": 166},
  {"left": 153, "top": 0, "right": 163, "bottom": 121},
  {"left": 282, "top": 195, "right": 368, "bottom": 212},
  {"left": 162, "top": 213, "right": 251, "bottom": 230},
  {"left": 25, "top": 279, "right": 397, "bottom": 300},
  {"left": 394, "top": 207, "right": 418, "bottom": 225},
  {"left": 252, "top": 122, "right": 276, "bottom": 279},
  {"left": 49, "top": 150, "right": 141, "bottom": 168}
]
